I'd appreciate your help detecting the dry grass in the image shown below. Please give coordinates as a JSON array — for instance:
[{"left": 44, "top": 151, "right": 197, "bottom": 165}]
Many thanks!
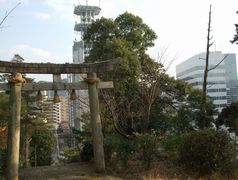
[
  {"left": 15, "top": 159, "right": 238, "bottom": 180},
  {"left": 109, "top": 159, "right": 238, "bottom": 180}
]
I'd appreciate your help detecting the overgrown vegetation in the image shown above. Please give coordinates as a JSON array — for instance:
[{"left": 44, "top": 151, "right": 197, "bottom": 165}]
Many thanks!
[
  {"left": 179, "top": 129, "right": 237, "bottom": 175},
  {"left": 77, "top": 11, "right": 238, "bottom": 178},
  {"left": 1, "top": 10, "right": 238, "bottom": 179}
]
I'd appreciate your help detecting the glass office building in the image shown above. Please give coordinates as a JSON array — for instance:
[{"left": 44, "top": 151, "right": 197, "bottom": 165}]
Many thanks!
[{"left": 176, "top": 51, "right": 238, "bottom": 112}]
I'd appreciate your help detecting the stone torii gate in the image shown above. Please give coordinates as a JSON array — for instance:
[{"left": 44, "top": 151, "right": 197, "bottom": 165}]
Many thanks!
[{"left": 0, "top": 58, "right": 120, "bottom": 180}]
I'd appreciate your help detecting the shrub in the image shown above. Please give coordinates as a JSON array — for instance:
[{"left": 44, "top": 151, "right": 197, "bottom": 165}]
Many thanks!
[
  {"left": 115, "top": 136, "right": 136, "bottom": 167},
  {"left": 179, "top": 129, "right": 237, "bottom": 175},
  {"left": 104, "top": 134, "right": 120, "bottom": 162},
  {"left": 80, "top": 140, "right": 93, "bottom": 162},
  {"left": 161, "top": 135, "right": 184, "bottom": 160},
  {"left": 104, "top": 134, "right": 136, "bottom": 166},
  {"left": 60, "top": 148, "right": 81, "bottom": 163},
  {"left": 137, "top": 134, "right": 159, "bottom": 169}
]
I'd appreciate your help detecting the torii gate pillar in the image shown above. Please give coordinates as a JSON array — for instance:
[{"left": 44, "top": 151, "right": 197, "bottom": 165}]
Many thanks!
[
  {"left": 86, "top": 73, "right": 105, "bottom": 173},
  {"left": 6, "top": 73, "right": 24, "bottom": 180}
]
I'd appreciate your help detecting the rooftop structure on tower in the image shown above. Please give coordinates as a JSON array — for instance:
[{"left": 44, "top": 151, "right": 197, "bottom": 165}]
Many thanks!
[
  {"left": 70, "top": 1, "right": 101, "bottom": 131},
  {"left": 73, "top": 1, "right": 101, "bottom": 64}
]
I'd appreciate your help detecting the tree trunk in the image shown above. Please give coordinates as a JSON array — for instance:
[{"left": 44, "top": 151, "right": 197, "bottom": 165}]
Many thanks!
[{"left": 200, "top": 5, "right": 212, "bottom": 128}]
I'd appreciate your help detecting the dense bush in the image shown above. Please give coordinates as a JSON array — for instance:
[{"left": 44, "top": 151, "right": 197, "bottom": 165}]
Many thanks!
[
  {"left": 104, "top": 134, "right": 136, "bottom": 166},
  {"left": 104, "top": 133, "right": 161, "bottom": 168},
  {"left": 104, "top": 134, "right": 119, "bottom": 162},
  {"left": 161, "top": 135, "right": 184, "bottom": 160},
  {"left": 116, "top": 136, "right": 136, "bottom": 166},
  {"left": 179, "top": 129, "right": 237, "bottom": 175},
  {"left": 60, "top": 148, "right": 81, "bottom": 163},
  {"left": 80, "top": 140, "right": 93, "bottom": 162},
  {"left": 137, "top": 134, "right": 159, "bottom": 168}
]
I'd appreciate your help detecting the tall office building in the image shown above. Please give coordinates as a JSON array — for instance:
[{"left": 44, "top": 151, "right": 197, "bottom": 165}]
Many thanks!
[
  {"left": 176, "top": 51, "right": 238, "bottom": 112},
  {"left": 69, "top": 1, "right": 101, "bottom": 130}
]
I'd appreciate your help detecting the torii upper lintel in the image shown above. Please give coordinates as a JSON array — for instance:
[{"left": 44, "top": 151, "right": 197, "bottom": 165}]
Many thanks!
[{"left": 0, "top": 57, "right": 120, "bottom": 74}]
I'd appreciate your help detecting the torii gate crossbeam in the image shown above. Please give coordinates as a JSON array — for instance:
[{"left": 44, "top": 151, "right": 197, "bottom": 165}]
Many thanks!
[{"left": 0, "top": 58, "right": 120, "bottom": 74}]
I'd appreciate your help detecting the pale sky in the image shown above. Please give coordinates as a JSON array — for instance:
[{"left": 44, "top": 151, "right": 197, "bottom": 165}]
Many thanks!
[{"left": 0, "top": 0, "right": 238, "bottom": 80}]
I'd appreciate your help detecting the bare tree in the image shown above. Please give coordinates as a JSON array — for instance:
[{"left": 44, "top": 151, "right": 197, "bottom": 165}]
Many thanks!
[
  {"left": 200, "top": 5, "right": 228, "bottom": 128},
  {"left": 199, "top": 4, "right": 213, "bottom": 128},
  {"left": 100, "top": 90, "right": 137, "bottom": 139}
]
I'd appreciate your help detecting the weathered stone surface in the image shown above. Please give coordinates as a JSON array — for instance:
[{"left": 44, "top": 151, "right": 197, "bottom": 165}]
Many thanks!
[
  {"left": 87, "top": 73, "right": 105, "bottom": 173},
  {"left": 6, "top": 74, "right": 22, "bottom": 180},
  {"left": 0, "top": 58, "right": 121, "bottom": 74},
  {"left": 0, "top": 81, "right": 113, "bottom": 91}
]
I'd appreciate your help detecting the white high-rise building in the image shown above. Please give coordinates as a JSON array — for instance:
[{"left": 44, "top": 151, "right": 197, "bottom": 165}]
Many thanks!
[
  {"left": 69, "top": 2, "right": 101, "bottom": 130},
  {"left": 40, "top": 92, "right": 61, "bottom": 128},
  {"left": 176, "top": 51, "right": 238, "bottom": 112}
]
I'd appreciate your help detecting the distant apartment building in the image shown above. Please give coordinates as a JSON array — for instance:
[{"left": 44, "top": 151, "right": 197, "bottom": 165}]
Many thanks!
[
  {"left": 41, "top": 92, "right": 72, "bottom": 150},
  {"left": 43, "top": 90, "right": 70, "bottom": 129},
  {"left": 176, "top": 51, "right": 238, "bottom": 112},
  {"left": 60, "top": 96, "right": 70, "bottom": 129},
  {"left": 41, "top": 95, "right": 61, "bottom": 128}
]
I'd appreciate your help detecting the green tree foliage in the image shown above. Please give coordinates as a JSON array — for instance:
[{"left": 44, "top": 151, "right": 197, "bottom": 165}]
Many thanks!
[
  {"left": 149, "top": 77, "right": 190, "bottom": 135},
  {"left": 231, "top": 11, "right": 238, "bottom": 44},
  {"left": 216, "top": 102, "right": 238, "bottom": 135},
  {"left": 84, "top": 12, "right": 216, "bottom": 137},
  {"left": 186, "top": 89, "right": 216, "bottom": 129},
  {"left": 30, "top": 127, "right": 56, "bottom": 166},
  {"left": 84, "top": 12, "right": 156, "bottom": 90},
  {"left": 84, "top": 12, "right": 162, "bottom": 135},
  {"left": 114, "top": 12, "right": 157, "bottom": 52},
  {"left": 84, "top": 12, "right": 157, "bottom": 62},
  {"left": 179, "top": 129, "right": 237, "bottom": 175},
  {"left": 150, "top": 79, "right": 216, "bottom": 135}
]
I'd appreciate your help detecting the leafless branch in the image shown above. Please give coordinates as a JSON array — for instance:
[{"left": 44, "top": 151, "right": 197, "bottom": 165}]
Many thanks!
[
  {"left": 156, "top": 46, "right": 180, "bottom": 72},
  {"left": 208, "top": 54, "right": 229, "bottom": 72},
  {"left": 0, "top": 2, "right": 21, "bottom": 28},
  {"left": 100, "top": 90, "right": 136, "bottom": 139}
]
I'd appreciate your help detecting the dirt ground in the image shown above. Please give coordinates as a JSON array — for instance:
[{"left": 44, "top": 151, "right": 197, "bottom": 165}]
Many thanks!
[
  {"left": 19, "top": 162, "right": 123, "bottom": 180},
  {"left": 6, "top": 160, "right": 232, "bottom": 180}
]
